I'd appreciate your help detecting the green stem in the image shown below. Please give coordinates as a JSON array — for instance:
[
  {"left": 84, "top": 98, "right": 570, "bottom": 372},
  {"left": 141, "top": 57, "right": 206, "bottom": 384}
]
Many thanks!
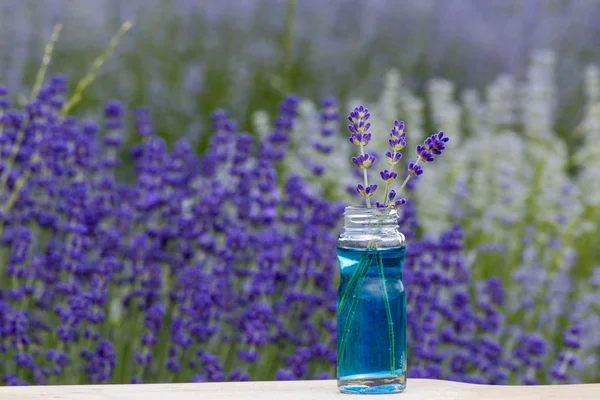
[
  {"left": 0, "top": 21, "right": 133, "bottom": 236},
  {"left": 61, "top": 20, "right": 134, "bottom": 115},
  {"left": 0, "top": 23, "right": 61, "bottom": 197},
  {"left": 283, "top": 0, "right": 296, "bottom": 93},
  {"left": 337, "top": 253, "right": 366, "bottom": 312},
  {"left": 337, "top": 254, "right": 372, "bottom": 361},
  {"left": 222, "top": 341, "right": 239, "bottom": 376},
  {"left": 395, "top": 157, "right": 422, "bottom": 198},
  {"left": 31, "top": 24, "right": 63, "bottom": 101},
  {"left": 358, "top": 142, "right": 372, "bottom": 208},
  {"left": 376, "top": 253, "right": 395, "bottom": 375},
  {"left": 382, "top": 181, "right": 391, "bottom": 206}
]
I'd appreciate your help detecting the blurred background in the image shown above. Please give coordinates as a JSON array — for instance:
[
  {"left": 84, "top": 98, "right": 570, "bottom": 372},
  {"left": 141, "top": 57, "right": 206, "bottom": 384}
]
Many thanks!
[
  {"left": 3, "top": 0, "right": 600, "bottom": 150},
  {"left": 0, "top": 0, "right": 599, "bottom": 387}
]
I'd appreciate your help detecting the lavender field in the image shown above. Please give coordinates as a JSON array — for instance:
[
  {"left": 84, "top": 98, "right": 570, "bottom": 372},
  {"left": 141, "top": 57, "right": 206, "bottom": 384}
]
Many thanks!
[{"left": 0, "top": 0, "right": 599, "bottom": 386}]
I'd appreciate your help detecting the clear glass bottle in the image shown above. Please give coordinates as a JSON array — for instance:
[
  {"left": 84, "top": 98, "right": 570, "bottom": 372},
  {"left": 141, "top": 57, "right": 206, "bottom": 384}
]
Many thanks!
[{"left": 336, "top": 205, "right": 407, "bottom": 394}]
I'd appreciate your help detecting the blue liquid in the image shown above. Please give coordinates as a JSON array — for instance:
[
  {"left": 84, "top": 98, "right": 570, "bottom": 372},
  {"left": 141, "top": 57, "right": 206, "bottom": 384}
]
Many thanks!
[{"left": 336, "top": 246, "right": 407, "bottom": 394}]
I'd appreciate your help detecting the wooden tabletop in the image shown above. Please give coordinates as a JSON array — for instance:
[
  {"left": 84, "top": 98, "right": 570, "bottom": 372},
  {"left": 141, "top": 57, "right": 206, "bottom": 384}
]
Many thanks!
[{"left": 0, "top": 379, "right": 598, "bottom": 400}]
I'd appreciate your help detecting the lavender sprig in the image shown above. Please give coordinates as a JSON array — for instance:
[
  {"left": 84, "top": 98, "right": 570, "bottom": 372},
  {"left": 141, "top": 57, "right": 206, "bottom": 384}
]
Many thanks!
[
  {"left": 393, "top": 131, "right": 449, "bottom": 204},
  {"left": 348, "top": 106, "right": 375, "bottom": 208},
  {"left": 382, "top": 120, "right": 405, "bottom": 206},
  {"left": 346, "top": 106, "right": 449, "bottom": 208}
]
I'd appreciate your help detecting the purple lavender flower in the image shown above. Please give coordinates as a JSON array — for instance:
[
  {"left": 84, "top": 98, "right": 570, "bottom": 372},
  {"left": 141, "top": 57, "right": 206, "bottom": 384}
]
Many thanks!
[
  {"left": 388, "top": 189, "right": 397, "bottom": 201},
  {"left": 388, "top": 120, "right": 407, "bottom": 152},
  {"left": 424, "top": 131, "right": 449, "bottom": 155},
  {"left": 348, "top": 132, "right": 372, "bottom": 146},
  {"left": 259, "top": 95, "right": 299, "bottom": 162},
  {"left": 320, "top": 97, "right": 339, "bottom": 137},
  {"left": 347, "top": 105, "right": 378, "bottom": 207},
  {"left": 135, "top": 107, "right": 154, "bottom": 137},
  {"left": 416, "top": 145, "right": 435, "bottom": 163},
  {"left": 347, "top": 105, "right": 370, "bottom": 126},
  {"left": 408, "top": 162, "right": 424, "bottom": 177},
  {"left": 0, "top": 71, "right": 594, "bottom": 387},
  {"left": 0, "top": 86, "right": 9, "bottom": 110},
  {"left": 351, "top": 153, "right": 376, "bottom": 169},
  {"left": 383, "top": 151, "right": 400, "bottom": 165},
  {"left": 380, "top": 170, "right": 398, "bottom": 184},
  {"left": 356, "top": 184, "right": 378, "bottom": 198}
]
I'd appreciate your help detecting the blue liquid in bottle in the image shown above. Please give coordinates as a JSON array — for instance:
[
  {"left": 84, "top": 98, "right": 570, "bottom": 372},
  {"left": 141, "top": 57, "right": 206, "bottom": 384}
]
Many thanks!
[{"left": 336, "top": 246, "right": 407, "bottom": 394}]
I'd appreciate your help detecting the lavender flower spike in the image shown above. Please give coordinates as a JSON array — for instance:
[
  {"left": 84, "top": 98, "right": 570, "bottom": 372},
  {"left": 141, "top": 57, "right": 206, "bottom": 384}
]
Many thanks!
[
  {"left": 0, "top": 86, "right": 9, "bottom": 110},
  {"left": 388, "top": 120, "right": 407, "bottom": 152},
  {"left": 381, "top": 120, "right": 407, "bottom": 206},
  {"left": 390, "top": 133, "right": 449, "bottom": 207},
  {"left": 347, "top": 106, "right": 375, "bottom": 207},
  {"left": 346, "top": 110, "right": 449, "bottom": 208},
  {"left": 424, "top": 131, "right": 449, "bottom": 155}
]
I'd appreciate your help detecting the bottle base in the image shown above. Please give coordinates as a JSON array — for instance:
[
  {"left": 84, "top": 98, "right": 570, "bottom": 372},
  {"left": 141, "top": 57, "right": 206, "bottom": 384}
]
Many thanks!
[{"left": 338, "top": 374, "right": 406, "bottom": 394}]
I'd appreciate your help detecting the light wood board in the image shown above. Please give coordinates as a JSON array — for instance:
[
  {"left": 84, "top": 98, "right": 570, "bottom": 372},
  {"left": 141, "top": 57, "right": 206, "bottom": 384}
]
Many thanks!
[{"left": 0, "top": 379, "right": 598, "bottom": 400}]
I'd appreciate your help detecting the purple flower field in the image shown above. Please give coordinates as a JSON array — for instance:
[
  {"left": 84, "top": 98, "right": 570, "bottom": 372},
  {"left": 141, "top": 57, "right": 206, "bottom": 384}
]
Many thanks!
[{"left": 0, "top": 0, "right": 599, "bottom": 387}]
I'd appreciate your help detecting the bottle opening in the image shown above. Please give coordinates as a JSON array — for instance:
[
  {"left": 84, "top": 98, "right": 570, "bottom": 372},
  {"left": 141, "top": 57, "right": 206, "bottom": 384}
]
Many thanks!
[{"left": 343, "top": 205, "right": 400, "bottom": 230}]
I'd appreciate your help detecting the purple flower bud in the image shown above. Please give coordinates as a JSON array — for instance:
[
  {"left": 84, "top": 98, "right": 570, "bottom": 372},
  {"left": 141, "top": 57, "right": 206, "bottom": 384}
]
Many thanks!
[
  {"left": 385, "top": 151, "right": 402, "bottom": 165},
  {"left": 347, "top": 105, "right": 370, "bottom": 124},
  {"left": 166, "top": 358, "right": 180, "bottom": 373},
  {"left": 356, "top": 184, "right": 366, "bottom": 197},
  {"left": 391, "top": 120, "right": 405, "bottom": 136},
  {"left": 104, "top": 101, "right": 123, "bottom": 119},
  {"left": 275, "top": 368, "right": 296, "bottom": 380},
  {"left": 237, "top": 349, "right": 259, "bottom": 363},
  {"left": 351, "top": 153, "right": 376, "bottom": 169},
  {"left": 134, "top": 107, "right": 153, "bottom": 137},
  {"left": 0, "top": 86, "right": 10, "bottom": 110},
  {"left": 416, "top": 145, "right": 435, "bottom": 162},
  {"left": 348, "top": 120, "right": 371, "bottom": 134},
  {"left": 408, "top": 162, "right": 423, "bottom": 176},
  {"left": 14, "top": 352, "right": 34, "bottom": 368},
  {"left": 228, "top": 368, "right": 250, "bottom": 381},
  {"left": 320, "top": 96, "right": 336, "bottom": 109},
  {"left": 389, "top": 137, "right": 406, "bottom": 151},
  {"left": 550, "top": 362, "right": 569, "bottom": 381},
  {"left": 50, "top": 75, "right": 68, "bottom": 94},
  {"left": 563, "top": 334, "right": 581, "bottom": 349},
  {"left": 380, "top": 169, "right": 398, "bottom": 184},
  {"left": 349, "top": 133, "right": 363, "bottom": 146},
  {"left": 366, "top": 184, "right": 378, "bottom": 197}
]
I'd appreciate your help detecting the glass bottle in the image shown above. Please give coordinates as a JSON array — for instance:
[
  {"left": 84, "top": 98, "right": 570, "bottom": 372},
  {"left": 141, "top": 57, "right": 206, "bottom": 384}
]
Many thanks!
[{"left": 336, "top": 205, "right": 407, "bottom": 394}]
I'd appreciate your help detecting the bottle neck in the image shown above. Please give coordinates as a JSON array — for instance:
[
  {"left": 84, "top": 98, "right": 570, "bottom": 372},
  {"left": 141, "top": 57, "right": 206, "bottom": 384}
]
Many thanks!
[{"left": 338, "top": 206, "right": 405, "bottom": 250}]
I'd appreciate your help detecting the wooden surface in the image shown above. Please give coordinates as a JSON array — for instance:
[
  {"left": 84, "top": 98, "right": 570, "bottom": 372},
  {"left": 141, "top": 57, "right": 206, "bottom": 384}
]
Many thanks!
[{"left": 0, "top": 379, "right": 599, "bottom": 400}]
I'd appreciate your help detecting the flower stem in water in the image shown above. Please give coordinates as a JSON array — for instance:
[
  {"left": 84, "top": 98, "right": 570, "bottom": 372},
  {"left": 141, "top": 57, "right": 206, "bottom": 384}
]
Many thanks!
[
  {"left": 376, "top": 252, "right": 395, "bottom": 375},
  {"left": 337, "top": 253, "right": 366, "bottom": 312},
  {"left": 337, "top": 254, "right": 372, "bottom": 361}
]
